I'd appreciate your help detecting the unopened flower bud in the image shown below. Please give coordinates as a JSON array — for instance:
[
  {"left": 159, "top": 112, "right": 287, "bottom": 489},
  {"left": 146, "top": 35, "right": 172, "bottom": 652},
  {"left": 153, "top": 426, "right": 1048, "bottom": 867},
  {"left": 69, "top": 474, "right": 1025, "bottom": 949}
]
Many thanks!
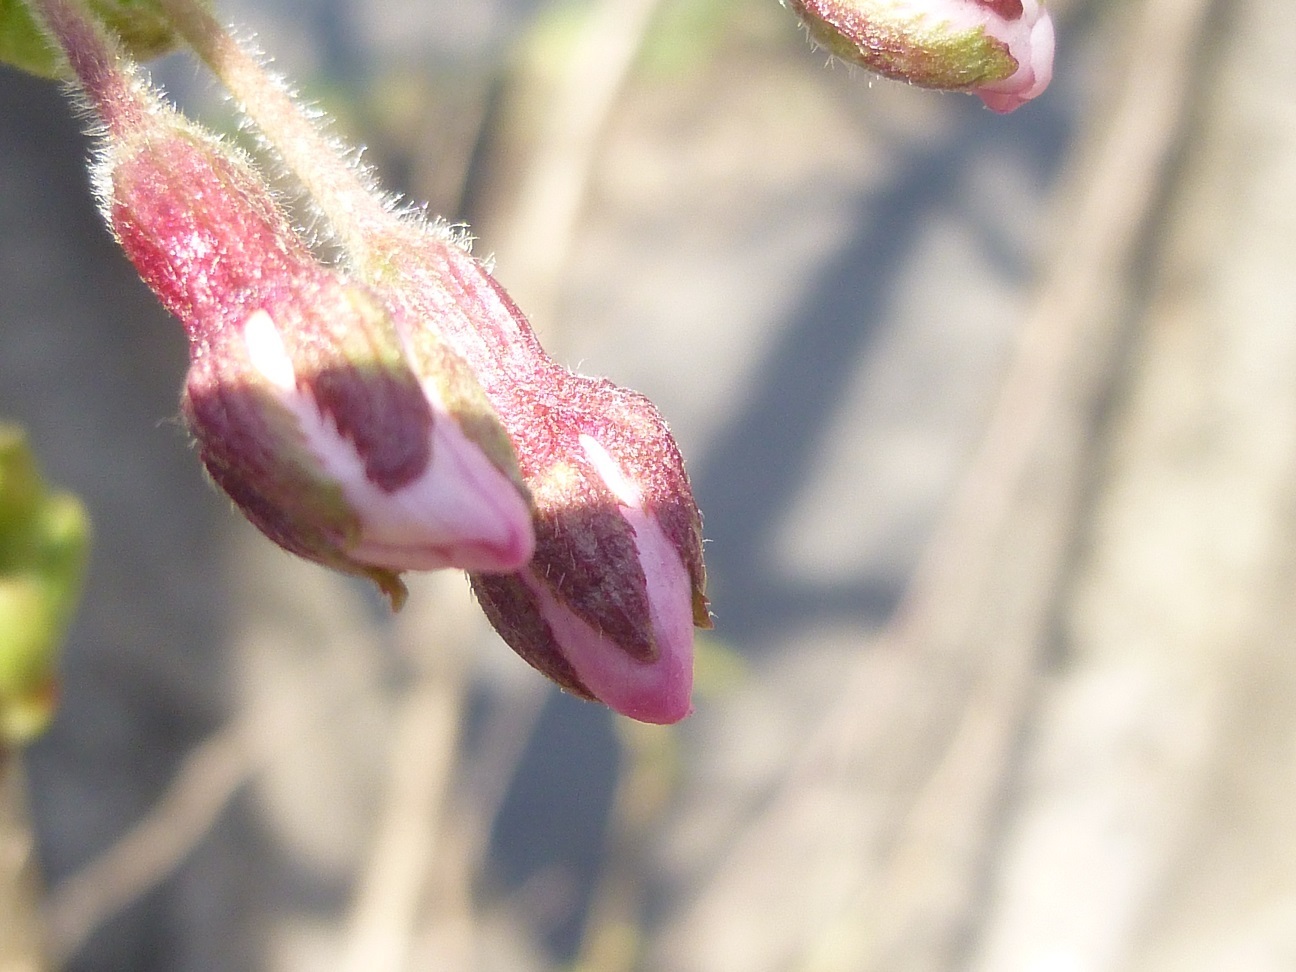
[
  {"left": 361, "top": 232, "right": 710, "bottom": 722},
  {"left": 471, "top": 378, "right": 709, "bottom": 725},
  {"left": 114, "top": 127, "right": 533, "bottom": 602},
  {"left": 788, "top": 0, "right": 1054, "bottom": 112},
  {"left": 33, "top": 0, "right": 534, "bottom": 603}
]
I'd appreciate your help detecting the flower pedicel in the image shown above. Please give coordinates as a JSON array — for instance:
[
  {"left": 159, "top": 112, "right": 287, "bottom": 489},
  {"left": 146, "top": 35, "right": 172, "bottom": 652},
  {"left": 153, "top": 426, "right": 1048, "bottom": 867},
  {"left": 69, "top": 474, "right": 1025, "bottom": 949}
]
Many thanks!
[{"left": 788, "top": 0, "right": 1055, "bottom": 113}]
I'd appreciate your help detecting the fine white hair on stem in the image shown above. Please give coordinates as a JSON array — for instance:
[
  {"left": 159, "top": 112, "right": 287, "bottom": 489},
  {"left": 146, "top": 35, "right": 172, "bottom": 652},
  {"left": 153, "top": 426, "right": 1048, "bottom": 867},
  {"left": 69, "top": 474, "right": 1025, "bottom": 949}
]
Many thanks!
[{"left": 202, "top": 22, "right": 401, "bottom": 246}]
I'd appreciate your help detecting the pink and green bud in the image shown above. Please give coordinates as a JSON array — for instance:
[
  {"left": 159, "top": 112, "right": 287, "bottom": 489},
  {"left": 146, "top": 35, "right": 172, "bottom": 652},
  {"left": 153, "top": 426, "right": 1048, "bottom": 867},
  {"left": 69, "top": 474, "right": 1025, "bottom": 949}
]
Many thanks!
[
  {"left": 787, "top": 0, "right": 1054, "bottom": 112},
  {"left": 33, "top": 0, "right": 534, "bottom": 603},
  {"left": 113, "top": 129, "right": 535, "bottom": 601}
]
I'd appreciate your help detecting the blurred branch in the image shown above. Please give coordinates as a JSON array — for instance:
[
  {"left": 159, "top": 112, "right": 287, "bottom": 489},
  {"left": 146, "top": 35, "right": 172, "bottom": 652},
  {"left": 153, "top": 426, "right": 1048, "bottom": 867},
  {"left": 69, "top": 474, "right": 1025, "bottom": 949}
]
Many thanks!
[
  {"left": 411, "top": 678, "right": 549, "bottom": 968},
  {"left": 401, "top": 72, "right": 498, "bottom": 221},
  {"left": 43, "top": 720, "right": 256, "bottom": 966},
  {"left": 337, "top": 665, "right": 464, "bottom": 972},
  {"left": 839, "top": 0, "right": 1221, "bottom": 966},
  {"left": 667, "top": 0, "right": 1219, "bottom": 968},
  {"left": 338, "top": 576, "right": 472, "bottom": 972},
  {"left": 573, "top": 722, "right": 678, "bottom": 972},
  {"left": 493, "top": 0, "right": 667, "bottom": 335},
  {"left": 0, "top": 753, "right": 48, "bottom": 972},
  {"left": 970, "top": 0, "right": 1296, "bottom": 964}
]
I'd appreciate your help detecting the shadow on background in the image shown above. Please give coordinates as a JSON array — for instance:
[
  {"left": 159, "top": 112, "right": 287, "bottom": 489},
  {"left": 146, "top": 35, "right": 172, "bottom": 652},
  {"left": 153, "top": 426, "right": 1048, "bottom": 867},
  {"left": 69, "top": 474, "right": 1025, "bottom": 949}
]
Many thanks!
[{"left": 692, "top": 91, "right": 1075, "bottom": 652}]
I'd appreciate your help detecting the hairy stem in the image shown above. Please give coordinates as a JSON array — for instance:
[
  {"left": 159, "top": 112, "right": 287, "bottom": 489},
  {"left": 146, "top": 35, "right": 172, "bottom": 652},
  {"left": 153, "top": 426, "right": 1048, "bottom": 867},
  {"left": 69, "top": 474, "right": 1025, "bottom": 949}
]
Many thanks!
[
  {"left": 154, "top": 0, "right": 392, "bottom": 265},
  {"left": 25, "top": 0, "right": 145, "bottom": 132}
]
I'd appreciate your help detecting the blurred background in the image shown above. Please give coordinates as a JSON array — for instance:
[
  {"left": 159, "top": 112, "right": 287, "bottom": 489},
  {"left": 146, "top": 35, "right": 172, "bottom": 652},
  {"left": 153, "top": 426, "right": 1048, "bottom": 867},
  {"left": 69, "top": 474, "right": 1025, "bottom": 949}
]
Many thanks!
[{"left": 4, "top": 0, "right": 1296, "bottom": 968}]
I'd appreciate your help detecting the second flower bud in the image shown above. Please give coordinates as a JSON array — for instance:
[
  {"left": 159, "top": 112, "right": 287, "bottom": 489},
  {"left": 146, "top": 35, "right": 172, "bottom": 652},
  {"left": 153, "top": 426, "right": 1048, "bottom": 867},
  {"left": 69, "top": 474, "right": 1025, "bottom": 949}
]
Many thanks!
[{"left": 65, "top": 28, "right": 537, "bottom": 602}]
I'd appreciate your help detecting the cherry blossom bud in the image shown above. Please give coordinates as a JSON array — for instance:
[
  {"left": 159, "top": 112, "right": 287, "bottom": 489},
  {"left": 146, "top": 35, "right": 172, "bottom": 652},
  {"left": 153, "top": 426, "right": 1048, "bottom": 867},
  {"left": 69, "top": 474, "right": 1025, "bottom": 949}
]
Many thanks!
[
  {"left": 34, "top": 0, "right": 534, "bottom": 603},
  {"left": 788, "top": 0, "right": 1054, "bottom": 112},
  {"left": 367, "top": 236, "right": 710, "bottom": 723},
  {"left": 114, "top": 128, "right": 533, "bottom": 602},
  {"left": 471, "top": 377, "right": 709, "bottom": 725}
]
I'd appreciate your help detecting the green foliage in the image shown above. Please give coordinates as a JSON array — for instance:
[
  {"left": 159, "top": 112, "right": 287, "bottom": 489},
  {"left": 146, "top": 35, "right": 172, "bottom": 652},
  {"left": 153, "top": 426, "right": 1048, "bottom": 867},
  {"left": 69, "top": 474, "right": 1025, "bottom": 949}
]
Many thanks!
[
  {"left": 0, "top": 0, "right": 191, "bottom": 79},
  {"left": 0, "top": 424, "right": 89, "bottom": 744},
  {"left": 638, "top": 0, "right": 749, "bottom": 76},
  {"left": 517, "top": 0, "right": 750, "bottom": 80},
  {"left": 692, "top": 631, "right": 746, "bottom": 698}
]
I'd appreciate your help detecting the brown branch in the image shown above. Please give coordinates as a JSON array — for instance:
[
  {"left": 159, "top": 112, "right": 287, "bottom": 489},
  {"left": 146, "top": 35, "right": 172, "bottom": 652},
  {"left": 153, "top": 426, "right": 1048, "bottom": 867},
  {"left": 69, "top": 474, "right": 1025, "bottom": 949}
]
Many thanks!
[
  {"left": 43, "top": 721, "right": 256, "bottom": 966},
  {"left": 490, "top": 0, "right": 668, "bottom": 339},
  {"left": 0, "top": 753, "right": 49, "bottom": 972},
  {"left": 338, "top": 575, "right": 473, "bottom": 972}
]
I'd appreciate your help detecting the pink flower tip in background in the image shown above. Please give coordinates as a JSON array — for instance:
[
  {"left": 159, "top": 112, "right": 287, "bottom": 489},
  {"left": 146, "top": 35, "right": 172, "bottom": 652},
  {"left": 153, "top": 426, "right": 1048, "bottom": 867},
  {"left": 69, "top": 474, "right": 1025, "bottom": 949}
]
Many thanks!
[
  {"left": 974, "top": 0, "right": 1054, "bottom": 112},
  {"left": 788, "top": 0, "right": 1055, "bottom": 112}
]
